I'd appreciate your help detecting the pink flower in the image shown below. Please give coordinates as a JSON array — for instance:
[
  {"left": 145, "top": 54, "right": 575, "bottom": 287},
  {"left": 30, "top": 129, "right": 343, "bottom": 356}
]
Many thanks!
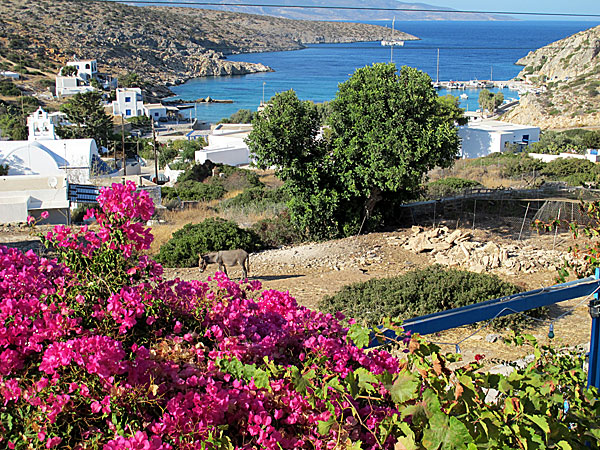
[{"left": 41, "top": 211, "right": 49, "bottom": 219}]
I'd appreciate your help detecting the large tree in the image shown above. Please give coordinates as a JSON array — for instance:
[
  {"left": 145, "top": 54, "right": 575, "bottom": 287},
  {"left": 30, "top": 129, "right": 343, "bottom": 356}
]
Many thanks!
[
  {"left": 57, "top": 91, "right": 113, "bottom": 148},
  {"left": 247, "top": 63, "right": 463, "bottom": 239}
]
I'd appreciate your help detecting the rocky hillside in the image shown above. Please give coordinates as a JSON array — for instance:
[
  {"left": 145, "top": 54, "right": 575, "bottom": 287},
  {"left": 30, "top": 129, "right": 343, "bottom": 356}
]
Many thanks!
[
  {"left": 158, "top": 0, "right": 509, "bottom": 21},
  {"left": 503, "top": 25, "right": 600, "bottom": 129},
  {"left": 0, "top": 0, "right": 414, "bottom": 86}
]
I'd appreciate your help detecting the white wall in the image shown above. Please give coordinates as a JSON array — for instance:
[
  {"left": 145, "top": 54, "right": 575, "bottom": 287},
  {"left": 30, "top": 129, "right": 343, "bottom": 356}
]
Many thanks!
[
  {"left": 195, "top": 146, "right": 250, "bottom": 166},
  {"left": 112, "top": 88, "right": 144, "bottom": 118},
  {"left": 0, "top": 174, "right": 69, "bottom": 224}
]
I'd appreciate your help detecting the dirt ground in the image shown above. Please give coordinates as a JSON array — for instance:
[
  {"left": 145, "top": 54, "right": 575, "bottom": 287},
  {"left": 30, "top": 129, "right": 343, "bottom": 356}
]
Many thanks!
[
  {"left": 161, "top": 223, "right": 593, "bottom": 365},
  {"left": 1, "top": 221, "right": 592, "bottom": 366}
]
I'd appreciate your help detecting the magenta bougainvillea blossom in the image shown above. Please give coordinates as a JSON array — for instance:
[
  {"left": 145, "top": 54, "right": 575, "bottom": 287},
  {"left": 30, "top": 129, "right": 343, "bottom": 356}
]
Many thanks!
[{"left": 0, "top": 182, "right": 404, "bottom": 450}]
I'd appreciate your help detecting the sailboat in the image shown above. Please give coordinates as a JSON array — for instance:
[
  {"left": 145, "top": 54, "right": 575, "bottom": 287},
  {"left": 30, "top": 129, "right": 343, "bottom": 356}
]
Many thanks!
[
  {"left": 381, "top": 17, "right": 405, "bottom": 47},
  {"left": 432, "top": 48, "right": 442, "bottom": 89}
]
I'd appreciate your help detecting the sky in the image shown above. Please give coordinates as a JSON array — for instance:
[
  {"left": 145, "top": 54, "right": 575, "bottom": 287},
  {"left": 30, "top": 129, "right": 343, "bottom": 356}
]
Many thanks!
[{"left": 426, "top": 1, "right": 600, "bottom": 18}]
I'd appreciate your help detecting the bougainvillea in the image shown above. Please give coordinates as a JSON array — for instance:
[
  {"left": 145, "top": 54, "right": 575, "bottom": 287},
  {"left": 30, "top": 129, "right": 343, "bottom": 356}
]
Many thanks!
[{"left": 1, "top": 181, "right": 599, "bottom": 450}]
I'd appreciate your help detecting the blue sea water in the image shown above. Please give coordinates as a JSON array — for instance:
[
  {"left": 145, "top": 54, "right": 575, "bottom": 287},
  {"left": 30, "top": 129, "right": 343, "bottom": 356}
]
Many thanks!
[{"left": 170, "top": 20, "right": 600, "bottom": 124}]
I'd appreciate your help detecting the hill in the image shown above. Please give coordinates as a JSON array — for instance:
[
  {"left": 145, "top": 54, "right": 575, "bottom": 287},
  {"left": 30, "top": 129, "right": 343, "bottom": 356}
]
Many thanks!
[
  {"left": 0, "top": 0, "right": 414, "bottom": 87},
  {"left": 503, "top": 24, "right": 600, "bottom": 129},
  {"left": 154, "top": 0, "right": 509, "bottom": 21}
]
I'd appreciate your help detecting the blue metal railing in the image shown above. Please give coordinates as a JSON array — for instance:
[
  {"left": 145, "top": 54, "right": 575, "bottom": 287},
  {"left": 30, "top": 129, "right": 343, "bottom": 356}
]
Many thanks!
[{"left": 369, "top": 270, "right": 600, "bottom": 388}]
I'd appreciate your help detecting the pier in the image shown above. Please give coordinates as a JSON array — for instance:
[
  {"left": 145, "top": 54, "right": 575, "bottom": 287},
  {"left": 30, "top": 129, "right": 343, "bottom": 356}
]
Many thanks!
[{"left": 433, "top": 80, "right": 543, "bottom": 95}]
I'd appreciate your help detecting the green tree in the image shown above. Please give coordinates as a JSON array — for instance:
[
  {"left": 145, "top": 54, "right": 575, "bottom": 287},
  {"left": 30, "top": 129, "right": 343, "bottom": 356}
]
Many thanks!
[
  {"left": 118, "top": 72, "right": 144, "bottom": 88},
  {"left": 57, "top": 91, "right": 113, "bottom": 148},
  {"left": 0, "top": 103, "right": 27, "bottom": 140},
  {"left": 247, "top": 63, "right": 462, "bottom": 239},
  {"left": 478, "top": 89, "right": 504, "bottom": 115},
  {"left": 218, "top": 109, "right": 255, "bottom": 124},
  {"left": 60, "top": 65, "right": 78, "bottom": 77},
  {"left": 0, "top": 163, "right": 8, "bottom": 175}
]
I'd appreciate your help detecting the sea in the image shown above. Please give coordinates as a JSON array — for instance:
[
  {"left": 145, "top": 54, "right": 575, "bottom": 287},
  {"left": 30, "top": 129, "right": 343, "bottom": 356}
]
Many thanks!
[{"left": 169, "top": 20, "right": 600, "bottom": 124}]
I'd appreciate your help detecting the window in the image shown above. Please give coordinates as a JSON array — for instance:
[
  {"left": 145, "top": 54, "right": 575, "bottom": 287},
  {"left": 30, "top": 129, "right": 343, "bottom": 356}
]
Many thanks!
[
  {"left": 125, "top": 96, "right": 131, "bottom": 103},
  {"left": 154, "top": 112, "right": 159, "bottom": 117},
  {"left": 522, "top": 134, "right": 529, "bottom": 143},
  {"left": 125, "top": 109, "right": 131, "bottom": 116},
  {"left": 85, "top": 64, "right": 90, "bottom": 70}
]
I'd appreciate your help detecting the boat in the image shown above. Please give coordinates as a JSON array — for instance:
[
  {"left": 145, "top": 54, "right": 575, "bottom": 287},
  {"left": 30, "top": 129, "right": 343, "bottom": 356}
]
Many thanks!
[
  {"left": 460, "top": 93, "right": 468, "bottom": 100},
  {"left": 381, "top": 17, "right": 405, "bottom": 47}
]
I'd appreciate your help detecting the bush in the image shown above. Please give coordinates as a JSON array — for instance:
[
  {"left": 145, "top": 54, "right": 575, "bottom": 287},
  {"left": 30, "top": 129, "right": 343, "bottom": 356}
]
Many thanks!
[
  {"left": 501, "top": 154, "right": 544, "bottom": 177},
  {"left": 320, "top": 265, "right": 537, "bottom": 329},
  {"left": 176, "top": 161, "right": 217, "bottom": 183},
  {"left": 251, "top": 210, "right": 304, "bottom": 248},
  {"left": 221, "top": 186, "right": 288, "bottom": 210},
  {"left": 155, "top": 217, "right": 264, "bottom": 267},
  {"left": 0, "top": 79, "right": 20, "bottom": 96},
  {"left": 162, "top": 179, "right": 225, "bottom": 202},
  {"left": 425, "top": 177, "right": 481, "bottom": 198},
  {"left": 541, "top": 157, "right": 598, "bottom": 180}
]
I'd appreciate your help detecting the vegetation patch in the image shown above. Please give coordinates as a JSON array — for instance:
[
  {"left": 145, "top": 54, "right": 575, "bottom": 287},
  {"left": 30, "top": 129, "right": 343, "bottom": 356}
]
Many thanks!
[
  {"left": 155, "top": 217, "right": 264, "bottom": 267},
  {"left": 425, "top": 177, "right": 481, "bottom": 198},
  {"left": 320, "top": 265, "right": 537, "bottom": 329}
]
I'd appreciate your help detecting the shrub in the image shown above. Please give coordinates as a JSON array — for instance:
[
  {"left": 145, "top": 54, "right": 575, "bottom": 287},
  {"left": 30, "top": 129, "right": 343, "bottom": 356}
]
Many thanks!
[
  {"left": 541, "top": 157, "right": 598, "bottom": 180},
  {"left": 501, "top": 154, "right": 544, "bottom": 177},
  {"left": 425, "top": 177, "right": 481, "bottom": 198},
  {"left": 176, "top": 161, "right": 217, "bottom": 183},
  {"left": 162, "top": 179, "right": 225, "bottom": 202},
  {"left": 0, "top": 79, "right": 20, "bottom": 96},
  {"left": 251, "top": 210, "right": 304, "bottom": 248},
  {"left": 221, "top": 186, "right": 288, "bottom": 210},
  {"left": 155, "top": 217, "right": 264, "bottom": 267},
  {"left": 320, "top": 265, "right": 536, "bottom": 329}
]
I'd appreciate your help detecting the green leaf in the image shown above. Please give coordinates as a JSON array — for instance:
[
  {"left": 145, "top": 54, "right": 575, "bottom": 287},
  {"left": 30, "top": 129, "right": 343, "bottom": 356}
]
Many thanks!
[
  {"left": 555, "top": 441, "right": 572, "bottom": 450},
  {"left": 390, "top": 370, "right": 420, "bottom": 404},
  {"left": 348, "top": 323, "right": 371, "bottom": 348},
  {"left": 527, "top": 414, "right": 550, "bottom": 434},
  {"left": 317, "top": 416, "right": 335, "bottom": 436},
  {"left": 355, "top": 367, "right": 379, "bottom": 393}
]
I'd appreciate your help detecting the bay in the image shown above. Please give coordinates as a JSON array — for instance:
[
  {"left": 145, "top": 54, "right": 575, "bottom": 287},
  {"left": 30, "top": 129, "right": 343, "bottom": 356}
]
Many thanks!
[{"left": 169, "top": 20, "right": 600, "bottom": 124}]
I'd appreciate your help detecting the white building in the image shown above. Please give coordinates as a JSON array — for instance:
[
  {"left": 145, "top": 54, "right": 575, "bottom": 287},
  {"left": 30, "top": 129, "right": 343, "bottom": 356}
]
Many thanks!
[
  {"left": 195, "top": 124, "right": 254, "bottom": 167},
  {"left": 0, "top": 174, "right": 69, "bottom": 224},
  {"left": 458, "top": 120, "right": 540, "bottom": 159},
  {"left": 0, "top": 139, "right": 101, "bottom": 184},
  {"left": 143, "top": 103, "right": 167, "bottom": 121},
  {"left": 112, "top": 88, "right": 144, "bottom": 118},
  {"left": 26, "top": 107, "right": 69, "bottom": 141},
  {"left": 0, "top": 71, "right": 20, "bottom": 79},
  {"left": 66, "top": 59, "right": 98, "bottom": 81},
  {"left": 55, "top": 76, "right": 95, "bottom": 98}
]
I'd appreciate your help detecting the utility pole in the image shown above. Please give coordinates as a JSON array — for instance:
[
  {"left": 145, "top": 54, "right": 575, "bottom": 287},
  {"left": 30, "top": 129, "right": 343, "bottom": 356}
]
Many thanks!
[
  {"left": 152, "top": 120, "right": 159, "bottom": 185},
  {"left": 121, "top": 114, "right": 126, "bottom": 176}
]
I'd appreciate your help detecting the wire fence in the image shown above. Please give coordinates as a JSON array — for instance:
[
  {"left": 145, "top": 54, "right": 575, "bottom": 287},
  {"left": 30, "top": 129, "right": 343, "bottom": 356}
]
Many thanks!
[{"left": 400, "top": 185, "right": 600, "bottom": 240}]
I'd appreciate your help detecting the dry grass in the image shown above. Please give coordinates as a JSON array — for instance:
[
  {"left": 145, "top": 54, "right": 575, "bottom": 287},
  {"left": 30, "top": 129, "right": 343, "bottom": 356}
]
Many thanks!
[{"left": 428, "top": 160, "right": 527, "bottom": 189}]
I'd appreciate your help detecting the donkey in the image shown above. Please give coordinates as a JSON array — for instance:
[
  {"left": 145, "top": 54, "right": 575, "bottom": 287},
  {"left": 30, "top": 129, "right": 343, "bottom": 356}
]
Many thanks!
[{"left": 199, "top": 249, "right": 250, "bottom": 279}]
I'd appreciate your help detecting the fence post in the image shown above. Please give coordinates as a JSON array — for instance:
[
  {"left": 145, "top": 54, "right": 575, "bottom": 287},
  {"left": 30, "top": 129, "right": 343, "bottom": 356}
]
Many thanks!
[{"left": 588, "top": 267, "right": 600, "bottom": 388}]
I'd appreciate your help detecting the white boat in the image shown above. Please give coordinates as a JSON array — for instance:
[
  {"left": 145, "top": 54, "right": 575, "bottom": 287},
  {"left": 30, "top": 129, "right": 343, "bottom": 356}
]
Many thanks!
[
  {"left": 381, "top": 17, "right": 404, "bottom": 47},
  {"left": 460, "top": 93, "right": 468, "bottom": 100}
]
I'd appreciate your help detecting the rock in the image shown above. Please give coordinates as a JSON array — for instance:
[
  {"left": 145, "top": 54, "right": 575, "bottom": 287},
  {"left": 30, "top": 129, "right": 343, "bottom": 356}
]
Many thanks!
[
  {"left": 486, "top": 333, "right": 502, "bottom": 343},
  {"left": 445, "top": 229, "right": 463, "bottom": 244}
]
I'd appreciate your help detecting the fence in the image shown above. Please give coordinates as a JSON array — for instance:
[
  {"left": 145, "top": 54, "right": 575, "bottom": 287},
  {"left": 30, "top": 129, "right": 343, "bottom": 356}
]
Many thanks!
[{"left": 399, "top": 185, "right": 600, "bottom": 240}]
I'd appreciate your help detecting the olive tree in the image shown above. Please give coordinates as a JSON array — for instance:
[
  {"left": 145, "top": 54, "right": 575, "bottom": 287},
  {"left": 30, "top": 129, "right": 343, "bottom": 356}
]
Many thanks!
[{"left": 247, "top": 63, "right": 463, "bottom": 239}]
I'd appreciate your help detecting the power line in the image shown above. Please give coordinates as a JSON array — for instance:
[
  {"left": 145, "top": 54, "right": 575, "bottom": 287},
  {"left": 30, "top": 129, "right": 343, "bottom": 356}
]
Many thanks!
[{"left": 98, "top": 0, "right": 600, "bottom": 19}]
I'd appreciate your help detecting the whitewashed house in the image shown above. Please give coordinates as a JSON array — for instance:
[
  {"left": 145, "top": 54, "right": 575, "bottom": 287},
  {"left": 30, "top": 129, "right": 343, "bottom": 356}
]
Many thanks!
[
  {"left": 55, "top": 75, "right": 95, "bottom": 98},
  {"left": 112, "top": 88, "right": 144, "bottom": 118},
  {"left": 458, "top": 120, "right": 540, "bottom": 159},
  {"left": 195, "top": 124, "right": 254, "bottom": 167},
  {"left": 143, "top": 103, "right": 167, "bottom": 121}
]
